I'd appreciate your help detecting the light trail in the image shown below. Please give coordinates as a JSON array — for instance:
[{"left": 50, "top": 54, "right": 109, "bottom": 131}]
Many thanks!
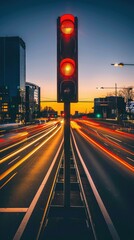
[
  {"left": 0, "top": 173, "right": 17, "bottom": 189},
  {"left": 78, "top": 129, "right": 134, "bottom": 172},
  {"left": 73, "top": 120, "right": 134, "bottom": 157},
  {"left": 0, "top": 126, "right": 61, "bottom": 181},
  {"left": 102, "top": 134, "right": 134, "bottom": 156},
  {"left": 0, "top": 134, "right": 27, "bottom": 152},
  {"left": 0, "top": 123, "right": 55, "bottom": 153},
  {"left": 1, "top": 125, "right": 57, "bottom": 164},
  {"left": 13, "top": 138, "right": 64, "bottom": 240},
  {"left": 104, "top": 134, "right": 122, "bottom": 143},
  {"left": 71, "top": 130, "right": 120, "bottom": 240},
  {"left": 77, "top": 119, "right": 134, "bottom": 141}
]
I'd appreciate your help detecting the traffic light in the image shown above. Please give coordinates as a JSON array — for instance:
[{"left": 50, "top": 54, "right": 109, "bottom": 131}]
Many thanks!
[{"left": 57, "top": 14, "right": 78, "bottom": 102}]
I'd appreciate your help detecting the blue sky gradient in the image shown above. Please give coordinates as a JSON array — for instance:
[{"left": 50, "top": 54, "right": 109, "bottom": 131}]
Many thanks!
[{"left": 0, "top": 0, "right": 134, "bottom": 113}]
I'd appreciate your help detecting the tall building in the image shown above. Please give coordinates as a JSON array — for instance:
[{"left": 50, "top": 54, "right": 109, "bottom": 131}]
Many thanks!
[
  {"left": 25, "top": 82, "right": 40, "bottom": 122},
  {"left": 0, "top": 36, "right": 26, "bottom": 123}
]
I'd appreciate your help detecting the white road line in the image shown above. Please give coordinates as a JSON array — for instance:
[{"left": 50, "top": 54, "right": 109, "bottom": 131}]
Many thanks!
[
  {"left": 71, "top": 130, "right": 120, "bottom": 240},
  {"left": 1, "top": 125, "right": 57, "bottom": 163},
  {"left": 8, "top": 156, "right": 20, "bottom": 165},
  {"left": 104, "top": 134, "right": 122, "bottom": 143},
  {"left": 127, "top": 157, "right": 134, "bottom": 163},
  {"left": 104, "top": 142, "right": 109, "bottom": 146},
  {"left": 34, "top": 142, "right": 40, "bottom": 147},
  {"left": 0, "top": 173, "right": 17, "bottom": 189},
  {"left": 0, "top": 124, "right": 55, "bottom": 153},
  {"left": 0, "top": 126, "right": 61, "bottom": 181},
  {"left": 13, "top": 138, "right": 64, "bottom": 240},
  {"left": 0, "top": 208, "right": 28, "bottom": 212}
]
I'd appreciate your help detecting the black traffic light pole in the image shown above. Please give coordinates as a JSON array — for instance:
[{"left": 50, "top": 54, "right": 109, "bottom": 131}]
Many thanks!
[
  {"left": 57, "top": 14, "right": 78, "bottom": 208},
  {"left": 64, "top": 102, "right": 70, "bottom": 208}
]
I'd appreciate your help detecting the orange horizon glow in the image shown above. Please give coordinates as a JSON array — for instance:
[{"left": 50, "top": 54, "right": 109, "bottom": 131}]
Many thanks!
[{"left": 40, "top": 101, "right": 94, "bottom": 115}]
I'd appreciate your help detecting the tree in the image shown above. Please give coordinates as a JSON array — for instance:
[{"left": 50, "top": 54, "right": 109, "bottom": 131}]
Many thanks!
[{"left": 118, "top": 87, "right": 134, "bottom": 102}]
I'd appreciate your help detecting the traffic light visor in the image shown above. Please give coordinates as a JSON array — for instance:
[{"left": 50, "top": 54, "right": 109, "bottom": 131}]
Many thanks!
[{"left": 60, "top": 58, "right": 75, "bottom": 77}]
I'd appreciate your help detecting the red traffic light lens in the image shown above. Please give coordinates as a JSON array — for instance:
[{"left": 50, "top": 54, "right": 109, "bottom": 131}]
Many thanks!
[
  {"left": 60, "top": 58, "right": 75, "bottom": 77},
  {"left": 60, "top": 14, "right": 75, "bottom": 35},
  {"left": 61, "top": 20, "right": 74, "bottom": 35}
]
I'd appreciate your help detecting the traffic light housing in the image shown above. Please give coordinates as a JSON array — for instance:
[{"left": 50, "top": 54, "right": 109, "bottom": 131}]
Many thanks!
[{"left": 57, "top": 14, "right": 78, "bottom": 102}]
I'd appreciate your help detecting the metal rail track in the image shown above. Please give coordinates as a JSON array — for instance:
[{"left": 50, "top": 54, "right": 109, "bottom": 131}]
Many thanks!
[
  {"left": 37, "top": 139, "right": 95, "bottom": 239},
  {"left": 12, "top": 126, "right": 120, "bottom": 240}
]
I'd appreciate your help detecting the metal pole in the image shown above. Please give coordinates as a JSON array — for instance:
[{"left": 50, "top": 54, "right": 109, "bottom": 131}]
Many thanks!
[
  {"left": 115, "top": 83, "right": 118, "bottom": 120},
  {"left": 64, "top": 102, "right": 70, "bottom": 208}
]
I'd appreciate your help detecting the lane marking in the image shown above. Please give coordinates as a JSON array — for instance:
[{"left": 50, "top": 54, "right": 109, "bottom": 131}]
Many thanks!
[
  {"left": 8, "top": 156, "right": 20, "bottom": 165},
  {"left": 127, "top": 157, "right": 134, "bottom": 163},
  {"left": 0, "top": 124, "right": 55, "bottom": 153},
  {"left": 0, "top": 126, "right": 61, "bottom": 181},
  {"left": 0, "top": 208, "right": 28, "bottom": 212},
  {"left": 1, "top": 125, "right": 57, "bottom": 163},
  {"left": 34, "top": 142, "right": 40, "bottom": 147},
  {"left": 79, "top": 129, "right": 134, "bottom": 172},
  {"left": 104, "top": 143, "right": 109, "bottom": 146},
  {"left": 104, "top": 134, "right": 122, "bottom": 143},
  {"left": 0, "top": 138, "right": 26, "bottom": 153},
  {"left": 0, "top": 173, "right": 17, "bottom": 189},
  {"left": 13, "top": 138, "right": 64, "bottom": 240}
]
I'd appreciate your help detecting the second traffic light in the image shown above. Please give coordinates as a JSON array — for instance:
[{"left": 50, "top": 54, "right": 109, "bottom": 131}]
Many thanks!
[{"left": 57, "top": 14, "right": 78, "bottom": 102}]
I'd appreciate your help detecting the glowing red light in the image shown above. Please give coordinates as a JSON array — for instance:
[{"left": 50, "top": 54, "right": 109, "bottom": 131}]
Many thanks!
[
  {"left": 61, "top": 20, "right": 74, "bottom": 35},
  {"left": 60, "top": 14, "right": 75, "bottom": 35},
  {"left": 60, "top": 58, "right": 75, "bottom": 77}
]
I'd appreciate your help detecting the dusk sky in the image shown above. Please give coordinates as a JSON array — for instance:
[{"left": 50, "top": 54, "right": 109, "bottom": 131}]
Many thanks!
[{"left": 0, "top": 0, "right": 134, "bottom": 114}]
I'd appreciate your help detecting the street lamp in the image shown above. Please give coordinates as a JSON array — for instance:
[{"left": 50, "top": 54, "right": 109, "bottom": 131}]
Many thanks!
[
  {"left": 96, "top": 83, "right": 118, "bottom": 95},
  {"left": 111, "top": 62, "right": 134, "bottom": 67}
]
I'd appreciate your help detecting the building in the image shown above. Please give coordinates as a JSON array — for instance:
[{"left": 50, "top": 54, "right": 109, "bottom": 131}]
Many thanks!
[
  {"left": 126, "top": 100, "right": 134, "bottom": 119},
  {"left": 94, "top": 96, "right": 126, "bottom": 120},
  {"left": 0, "top": 86, "right": 10, "bottom": 123},
  {"left": 25, "top": 82, "right": 40, "bottom": 122},
  {"left": 0, "top": 36, "right": 26, "bottom": 123}
]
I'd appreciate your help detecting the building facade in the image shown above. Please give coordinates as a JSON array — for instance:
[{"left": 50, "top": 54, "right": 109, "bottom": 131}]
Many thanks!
[
  {"left": 25, "top": 82, "right": 40, "bottom": 122},
  {"left": 94, "top": 96, "right": 126, "bottom": 120},
  {"left": 0, "top": 37, "right": 26, "bottom": 123}
]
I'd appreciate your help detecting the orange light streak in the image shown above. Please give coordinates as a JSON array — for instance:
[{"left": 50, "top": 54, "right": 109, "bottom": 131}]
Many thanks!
[
  {"left": 71, "top": 121, "right": 81, "bottom": 129},
  {"left": 82, "top": 125, "right": 134, "bottom": 156},
  {"left": 75, "top": 120, "right": 134, "bottom": 156},
  {"left": 78, "top": 129, "right": 134, "bottom": 173},
  {"left": 0, "top": 126, "right": 62, "bottom": 181},
  {"left": 1, "top": 125, "right": 58, "bottom": 163},
  {"left": 104, "top": 135, "right": 134, "bottom": 156}
]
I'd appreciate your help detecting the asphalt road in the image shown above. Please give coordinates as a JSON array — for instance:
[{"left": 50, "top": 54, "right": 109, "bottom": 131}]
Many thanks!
[
  {"left": 0, "top": 119, "right": 134, "bottom": 240},
  {"left": 0, "top": 122, "right": 63, "bottom": 240},
  {"left": 71, "top": 119, "right": 134, "bottom": 240}
]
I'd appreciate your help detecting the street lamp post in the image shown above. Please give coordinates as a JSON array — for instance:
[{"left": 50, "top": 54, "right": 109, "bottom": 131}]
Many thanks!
[{"left": 111, "top": 63, "right": 134, "bottom": 67}]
